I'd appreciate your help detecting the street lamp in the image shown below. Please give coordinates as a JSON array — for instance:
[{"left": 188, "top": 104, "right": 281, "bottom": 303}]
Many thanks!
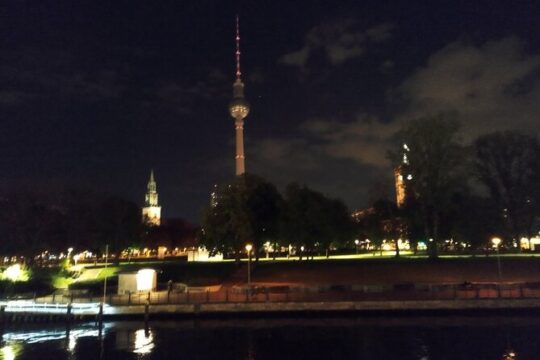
[
  {"left": 492, "top": 237, "right": 502, "bottom": 281},
  {"left": 245, "top": 243, "right": 252, "bottom": 287},
  {"left": 354, "top": 239, "right": 359, "bottom": 254},
  {"left": 103, "top": 244, "right": 109, "bottom": 304},
  {"left": 67, "top": 247, "right": 73, "bottom": 262}
]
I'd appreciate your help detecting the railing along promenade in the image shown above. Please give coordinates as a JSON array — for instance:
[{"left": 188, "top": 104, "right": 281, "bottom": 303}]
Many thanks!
[
  {"left": 2, "top": 282, "right": 540, "bottom": 323},
  {"left": 33, "top": 282, "right": 540, "bottom": 307}
]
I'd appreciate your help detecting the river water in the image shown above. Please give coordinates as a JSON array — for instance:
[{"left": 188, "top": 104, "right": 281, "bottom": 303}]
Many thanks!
[{"left": 1, "top": 316, "right": 539, "bottom": 359}]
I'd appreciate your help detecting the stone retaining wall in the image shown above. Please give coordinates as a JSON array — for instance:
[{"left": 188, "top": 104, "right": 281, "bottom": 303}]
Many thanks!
[{"left": 104, "top": 298, "right": 540, "bottom": 318}]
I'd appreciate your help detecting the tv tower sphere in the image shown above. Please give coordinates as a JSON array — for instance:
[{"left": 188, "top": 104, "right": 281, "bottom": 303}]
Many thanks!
[{"left": 229, "top": 80, "right": 250, "bottom": 119}]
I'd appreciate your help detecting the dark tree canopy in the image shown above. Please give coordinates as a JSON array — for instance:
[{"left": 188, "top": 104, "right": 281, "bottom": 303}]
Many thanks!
[
  {"left": 200, "top": 177, "right": 353, "bottom": 260},
  {"left": 474, "top": 131, "right": 540, "bottom": 243},
  {"left": 355, "top": 198, "right": 406, "bottom": 256},
  {"left": 200, "top": 174, "right": 282, "bottom": 260},
  {"left": 450, "top": 193, "right": 504, "bottom": 250},
  {"left": 0, "top": 188, "right": 142, "bottom": 256},
  {"left": 388, "top": 114, "right": 466, "bottom": 257},
  {"left": 280, "top": 183, "right": 355, "bottom": 258}
]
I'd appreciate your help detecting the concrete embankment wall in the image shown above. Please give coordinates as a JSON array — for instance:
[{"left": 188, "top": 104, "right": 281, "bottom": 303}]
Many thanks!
[
  {"left": 5, "top": 299, "right": 540, "bottom": 323},
  {"left": 104, "top": 299, "right": 540, "bottom": 319}
]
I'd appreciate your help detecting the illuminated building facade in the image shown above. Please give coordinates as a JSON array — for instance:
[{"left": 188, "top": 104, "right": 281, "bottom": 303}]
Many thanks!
[
  {"left": 210, "top": 184, "right": 219, "bottom": 208},
  {"left": 142, "top": 170, "right": 161, "bottom": 226},
  {"left": 229, "top": 16, "right": 250, "bottom": 176},
  {"left": 395, "top": 167, "right": 406, "bottom": 208},
  {"left": 395, "top": 143, "right": 412, "bottom": 208},
  {"left": 351, "top": 208, "right": 374, "bottom": 223}
]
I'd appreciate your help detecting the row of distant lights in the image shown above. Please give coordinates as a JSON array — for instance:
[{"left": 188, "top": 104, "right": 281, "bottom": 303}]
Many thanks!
[
  {"left": 34, "top": 249, "right": 95, "bottom": 263},
  {"left": 121, "top": 247, "right": 191, "bottom": 257},
  {"left": 5, "top": 234, "right": 539, "bottom": 265},
  {"left": 3, "top": 247, "right": 194, "bottom": 264}
]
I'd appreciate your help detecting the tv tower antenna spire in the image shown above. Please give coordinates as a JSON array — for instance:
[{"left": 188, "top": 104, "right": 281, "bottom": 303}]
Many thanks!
[{"left": 235, "top": 15, "right": 242, "bottom": 81}]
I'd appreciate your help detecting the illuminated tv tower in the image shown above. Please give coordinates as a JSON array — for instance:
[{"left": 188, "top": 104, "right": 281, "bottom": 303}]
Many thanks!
[{"left": 229, "top": 15, "right": 250, "bottom": 176}]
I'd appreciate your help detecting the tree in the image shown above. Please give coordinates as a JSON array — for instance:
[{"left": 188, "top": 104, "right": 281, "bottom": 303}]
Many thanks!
[
  {"left": 388, "top": 114, "right": 466, "bottom": 258},
  {"left": 280, "top": 184, "right": 354, "bottom": 259},
  {"left": 0, "top": 188, "right": 143, "bottom": 257},
  {"left": 95, "top": 196, "right": 142, "bottom": 255},
  {"left": 356, "top": 199, "right": 405, "bottom": 257},
  {"left": 200, "top": 174, "right": 282, "bottom": 262},
  {"left": 451, "top": 193, "right": 503, "bottom": 250},
  {"left": 355, "top": 208, "right": 384, "bottom": 254},
  {"left": 474, "top": 131, "right": 540, "bottom": 247},
  {"left": 324, "top": 198, "right": 356, "bottom": 256},
  {"left": 243, "top": 176, "right": 283, "bottom": 260},
  {"left": 399, "top": 196, "right": 425, "bottom": 253},
  {"left": 145, "top": 218, "right": 197, "bottom": 250},
  {"left": 0, "top": 191, "right": 65, "bottom": 256}
]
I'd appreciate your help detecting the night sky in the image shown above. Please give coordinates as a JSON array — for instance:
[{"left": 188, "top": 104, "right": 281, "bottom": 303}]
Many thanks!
[{"left": 2, "top": 0, "right": 540, "bottom": 222}]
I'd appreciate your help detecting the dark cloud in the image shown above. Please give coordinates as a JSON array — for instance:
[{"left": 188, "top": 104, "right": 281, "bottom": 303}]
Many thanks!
[
  {"left": 2, "top": 1, "right": 540, "bottom": 220},
  {"left": 0, "top": 90, "right": 34, "bottom": 105},
  {"left": 301, "top": 115, "right": 398, "bottom": 168},
  {"left": 297, "top": 36, "right": 540, "bottom": 173},
  {"left": 0, "top": 48, "right": 124, "bottom": 104},
  {"left": 248, "top": 134, "right": 389, "bottom": 211},
  {"left": 399, "top": 37, "right": 540, "bottom": 139},
  {"left": 241, "top": 113, "right": 399, "bottom": 211},
  {"left": 279, "top": 19, "right": 394, "bottom": 69},
  {"left": 240, "top": 36, "right": 540, "bottom": 210},
  {"left": 151, "top": 68, "right": 229, "bottom": 115},
  {"left": 379, "top": 59, "right": 394, "bottom": 74}
]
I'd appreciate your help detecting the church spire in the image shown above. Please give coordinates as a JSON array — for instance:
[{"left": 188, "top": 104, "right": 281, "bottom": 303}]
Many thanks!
[
  {"left": 142, "top": 169, "right": 161, "bottom": 226},
  {"left": 147, "top": 169, "right": 157, "bottom": 194}
]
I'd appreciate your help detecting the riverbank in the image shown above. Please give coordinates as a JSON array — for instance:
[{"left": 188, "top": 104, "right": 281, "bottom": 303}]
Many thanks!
[
  {"left": 4, "top": 298, "right": 540, "bottom": 324},
  {"left": 102, "top": 298, "right": 540, "bottom": 318},
  {"left": 65, "top": 256, "right": 540, "bottom": 291}
]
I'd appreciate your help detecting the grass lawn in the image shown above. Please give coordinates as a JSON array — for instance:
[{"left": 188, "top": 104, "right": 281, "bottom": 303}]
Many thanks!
[
  {"left": 75, "top": 261, "right": 237, "bottom": 287},
  {"left": 250, "top": 256, "right": 540, "bottom": 285},
  {"left": 63, "top": 253, "right": 540, "bottom": 289}
]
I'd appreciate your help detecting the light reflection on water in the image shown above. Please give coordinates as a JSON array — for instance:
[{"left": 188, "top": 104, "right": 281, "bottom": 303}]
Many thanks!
[
  {"left": 133, "top": 329, "right": 154, "bottom": 354},
  {"left": 2, "top": 324, "right": 110, "bottom": 344},
  {"left": 0, "top": 317, "right": 538, "bottom": 359},
  {"left": 114, "top": 326, "right": 154, "bottom": 355}
]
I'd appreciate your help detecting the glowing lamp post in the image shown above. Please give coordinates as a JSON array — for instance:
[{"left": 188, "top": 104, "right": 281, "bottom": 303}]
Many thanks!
[
  {"left": 492, "top": 237, "right": 502, "bottom": 281},
  {"left": 103, "top": 244, "right": 109, "bottom": 304},
  {"left": 67, "top": 247, "right": 73, "bottom": 266},
  {"left": 245, "top": 243, "right": 253, "bottom": 287},
  {"left": 354, "top": 239, "right": 359, "bottom": 254}
]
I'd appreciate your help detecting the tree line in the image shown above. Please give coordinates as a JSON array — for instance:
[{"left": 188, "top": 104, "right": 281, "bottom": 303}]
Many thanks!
[
  {"left": 200, "top": 175, "right": 355, "bottom": 261},
  {"left": 0, "top": 188, "right": 142, "bottom": 257},
  {"left": 1, "top": 114, "right": 537, "bottom": 261},
  {"left": 387, "top": 114, "right": 540, "bottom": 257},
  {"left": 201, "top": 114, "right": 540, "bottom": 259}
]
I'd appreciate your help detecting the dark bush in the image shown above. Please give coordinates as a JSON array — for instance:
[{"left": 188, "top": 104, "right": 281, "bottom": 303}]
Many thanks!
[
  {"left": 69, "top": 278, "right": 118, "bottom": 295},
  {"left": 0, "top": 279, "right": 53, "bottom": 298}
]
